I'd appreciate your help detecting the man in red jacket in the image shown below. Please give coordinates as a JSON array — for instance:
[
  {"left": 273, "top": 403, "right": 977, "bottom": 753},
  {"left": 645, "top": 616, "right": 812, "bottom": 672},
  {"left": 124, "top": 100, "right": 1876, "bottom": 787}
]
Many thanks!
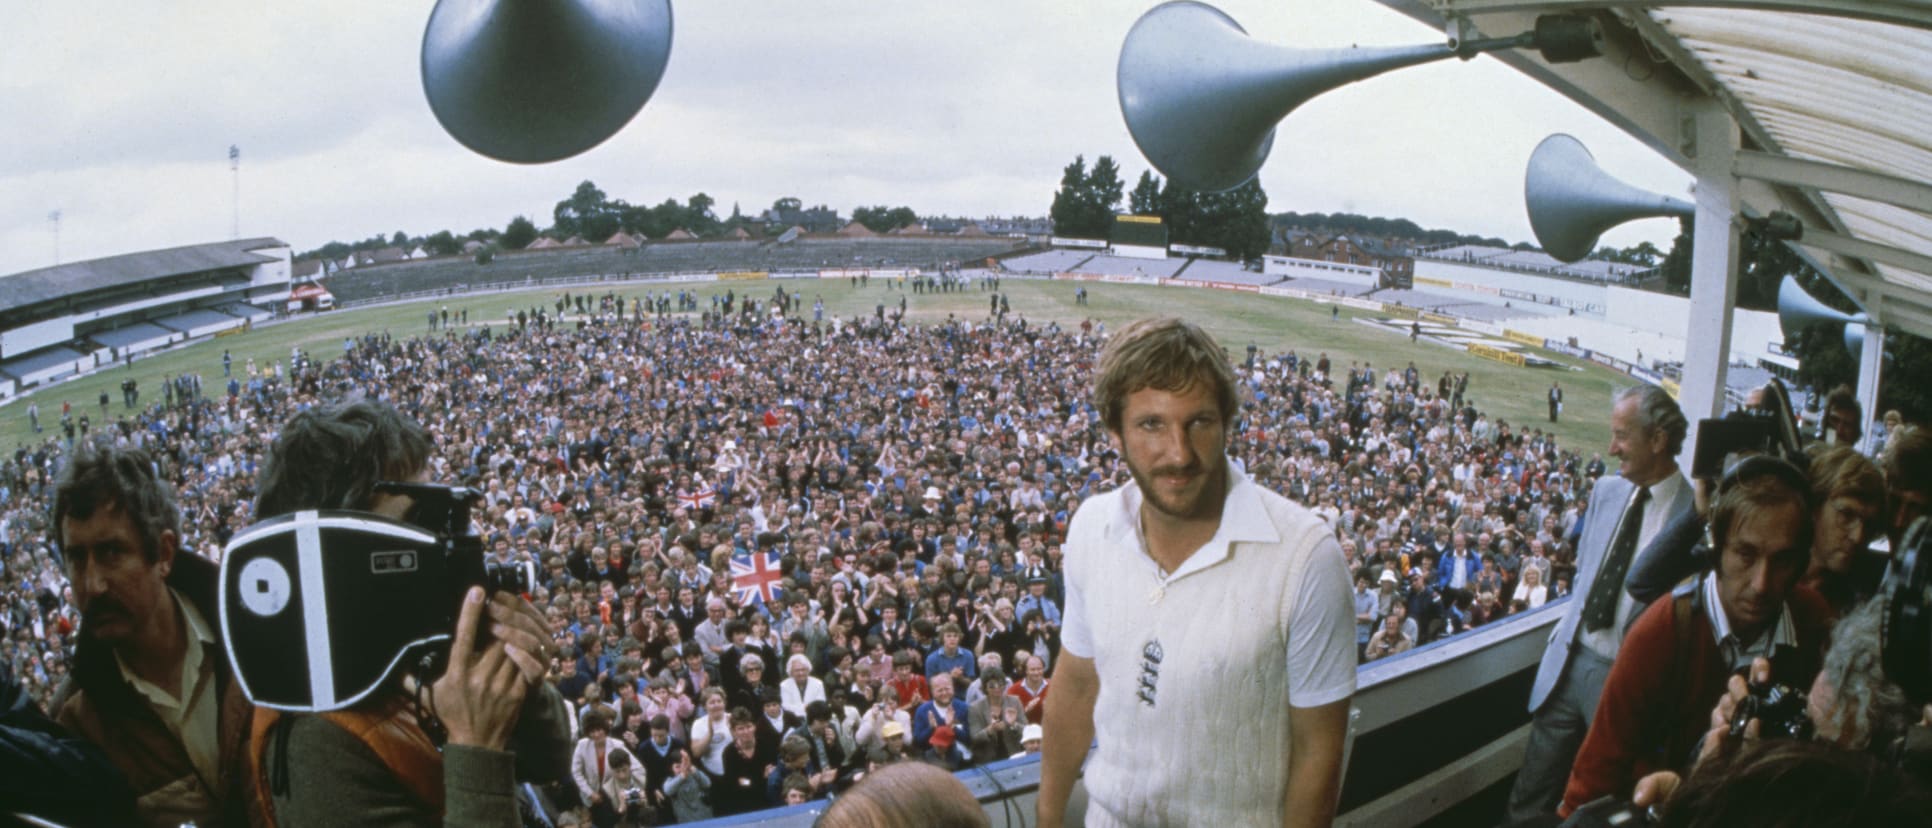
[{"left": 1560, "top": 462, "right": 1834, "bottom": 816}]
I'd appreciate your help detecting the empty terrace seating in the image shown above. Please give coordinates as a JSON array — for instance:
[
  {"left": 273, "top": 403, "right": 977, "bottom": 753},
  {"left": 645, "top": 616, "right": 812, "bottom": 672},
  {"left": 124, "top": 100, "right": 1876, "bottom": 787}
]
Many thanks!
[
  {"left": 321, "top": 238, "right": 1023, "bottom": 303},
  {"left": 1072, "top": 254, "right": 1187, "bottom": 278},
  {"left": 1173, "top": 260, "right": 1282, "bottom": 287},
  {"left": 1001, "top": 249, "right": 1097, "bottom": 274}
]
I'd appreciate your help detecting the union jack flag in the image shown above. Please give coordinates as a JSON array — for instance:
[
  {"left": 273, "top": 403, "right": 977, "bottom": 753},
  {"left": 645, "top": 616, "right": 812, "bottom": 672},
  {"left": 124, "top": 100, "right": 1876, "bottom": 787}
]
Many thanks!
[
  {"left": 730, "top": 550, "right": 785, "bottom": 607},
  {"left": 677, "top": 487, "right": 716, "bottom": 510}
]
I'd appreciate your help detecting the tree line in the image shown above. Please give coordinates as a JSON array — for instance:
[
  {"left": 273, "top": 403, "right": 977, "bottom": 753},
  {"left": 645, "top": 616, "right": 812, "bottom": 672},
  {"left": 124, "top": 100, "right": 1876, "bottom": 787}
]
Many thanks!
[
  {"left": 1050, "top": 155, "right": 1272, "bottom": 261},
  {"left": 298, "top": 183, "right": 930, "bottom": 263}
]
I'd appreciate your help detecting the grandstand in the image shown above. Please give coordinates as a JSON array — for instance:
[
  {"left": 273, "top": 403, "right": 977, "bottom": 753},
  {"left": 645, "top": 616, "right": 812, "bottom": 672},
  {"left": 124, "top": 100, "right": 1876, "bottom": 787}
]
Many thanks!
[
  {"left": 999, "top": 249, "right": 1097, "bottom": 274},
  {"left": 0, "top": 237, "right": 291, "bottom": 398},
  {"left": 319, "top": 237, "right": 1026, "bottom": 304},
  {"left": 1417, "top": 244, "right": 1650, "bottom": 282},
  {"left": 1173, "top": 259, "right": 1283, "bottom": 287}
]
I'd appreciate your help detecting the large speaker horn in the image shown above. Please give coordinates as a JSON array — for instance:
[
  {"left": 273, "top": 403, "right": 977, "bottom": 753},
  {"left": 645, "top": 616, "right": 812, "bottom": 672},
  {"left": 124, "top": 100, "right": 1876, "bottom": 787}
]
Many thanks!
[
  {"left": 1525, "top": 134, "right": 1693, "bottom": 263},
  {"left": 1778, "top": 275, "right": 1869, "bottom": 358},
  {"left": 422, "top": 0, "right": 674, "bottom": 164},
  {"left": 1118, "top": 2, "right": 1603, "bottom": 193}
]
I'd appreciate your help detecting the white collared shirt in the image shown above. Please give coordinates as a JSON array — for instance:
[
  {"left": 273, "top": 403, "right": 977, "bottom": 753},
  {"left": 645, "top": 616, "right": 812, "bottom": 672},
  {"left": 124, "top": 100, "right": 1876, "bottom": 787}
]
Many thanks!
[
  {"left": 114, "top": 587, "right": 220, "bottom": 790},
  {"left": 1581, "top": 471, "right": 1691, "bottom": 659},
  {"left": 1700, "top": 571, "right": 1797, "bottom": 672}
]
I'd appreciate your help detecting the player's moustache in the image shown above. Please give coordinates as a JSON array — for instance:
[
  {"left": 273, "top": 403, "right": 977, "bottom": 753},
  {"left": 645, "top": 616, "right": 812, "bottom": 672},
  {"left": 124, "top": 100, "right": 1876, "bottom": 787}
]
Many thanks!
[{"left": 81, "top": 596, "right": 129, "bottom": 630}]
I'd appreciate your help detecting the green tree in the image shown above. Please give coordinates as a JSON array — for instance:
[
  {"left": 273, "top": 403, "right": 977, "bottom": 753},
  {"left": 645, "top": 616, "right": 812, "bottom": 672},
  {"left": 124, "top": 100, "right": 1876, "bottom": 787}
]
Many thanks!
[
  {"left": 390, "top": 231, "right": 410, "bottom": 248},
  {"left": 502, "top": 215, "right": 539, "bottom": 250},
  {"left": 1129, "top": 170, "right": 1162, "bottom": 216},
  {"left": 1156, "top": 179, "right": 1269, "bottom": 260},
  {"left": 1049, "top": 154, "right": 1124, "bottom": 238},
  {"left": 1735, "top": 228, "right": 1932, "bottom": 423},
  {"left": 686, "top": 193, "right": 719, "bottom": 236},
  {"left": 853, "top": 205, "right": 920, "bottom": 233},
  {"left": 425, "top": 230, "right": 459, "bottom": 257},
  {"left": 553, "top": 180, "right": 612, "bottom": 238},
  {"left": 1657, "top": 219, "right": 1693, "bottom": 295}
]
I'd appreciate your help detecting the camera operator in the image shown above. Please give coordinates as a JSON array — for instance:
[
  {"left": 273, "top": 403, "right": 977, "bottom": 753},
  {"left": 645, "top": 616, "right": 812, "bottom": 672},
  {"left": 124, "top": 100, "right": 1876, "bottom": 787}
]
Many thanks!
[
  {"left": 1612, "top": 594, "right": 1932, "bottom": 825},
  {"left": 247, "top": 400, "right": 572, "bottom": 827},
  {"left": 1628, "top": 445, "right": 1884, "bottom": 618},
  {"left": 1558, "top": 459, "right": 1834, "bottom": 817}
]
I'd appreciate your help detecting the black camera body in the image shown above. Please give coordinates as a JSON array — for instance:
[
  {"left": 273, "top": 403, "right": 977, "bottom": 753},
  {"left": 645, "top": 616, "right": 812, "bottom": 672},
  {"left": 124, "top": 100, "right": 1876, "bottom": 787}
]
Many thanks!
[
  {"left": 1883, "top": 516, "right": 1932, "bottom": 705},
  {"left": 1729, "top": 679, "right": 1815, "bottom": 742},
  {"left": 1690, "top": 379, "right": 1805, "bottom": 480},
  {"left": 219, "top": 483, "right": 534, "bottom": 712}
]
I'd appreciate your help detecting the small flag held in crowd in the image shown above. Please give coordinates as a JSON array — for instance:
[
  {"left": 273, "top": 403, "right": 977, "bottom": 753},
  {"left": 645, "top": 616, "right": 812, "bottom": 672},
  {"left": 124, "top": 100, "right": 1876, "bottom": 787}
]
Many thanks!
[
  {"left": 678, "top": 487, "right": 716, "bottom": 510},
  {"left": 731, "top": 549, "right": 784, "bottom": 607}
]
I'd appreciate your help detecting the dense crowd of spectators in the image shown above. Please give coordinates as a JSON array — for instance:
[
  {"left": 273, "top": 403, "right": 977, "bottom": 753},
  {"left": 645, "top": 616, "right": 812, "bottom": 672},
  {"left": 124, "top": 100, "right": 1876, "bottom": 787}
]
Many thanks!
[{"left": 3, "top": 284, "right": 1602, "bottom": 822}]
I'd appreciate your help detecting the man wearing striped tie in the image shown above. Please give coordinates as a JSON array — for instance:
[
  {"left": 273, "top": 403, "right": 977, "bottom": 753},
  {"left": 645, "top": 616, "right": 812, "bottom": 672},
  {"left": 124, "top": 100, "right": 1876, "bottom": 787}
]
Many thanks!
[{"left": 1508, "top": 385, "right": 1693, "bottom": 822}]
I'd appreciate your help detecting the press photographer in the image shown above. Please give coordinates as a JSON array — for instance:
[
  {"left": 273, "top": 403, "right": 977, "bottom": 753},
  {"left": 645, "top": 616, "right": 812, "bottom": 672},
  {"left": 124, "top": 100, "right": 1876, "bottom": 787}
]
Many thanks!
[
  {"left": 1570, "top": 519, "right": 1932, "bottom": 827},
  {"left": 236, "top": 400, "right": 572, "bottom": 827},
  {"left": 1627, "top": 381, "right": 1887, "bottom": 617},
  {"left": 1558, "top": 456, "right": 1834, "bottom": 816}
]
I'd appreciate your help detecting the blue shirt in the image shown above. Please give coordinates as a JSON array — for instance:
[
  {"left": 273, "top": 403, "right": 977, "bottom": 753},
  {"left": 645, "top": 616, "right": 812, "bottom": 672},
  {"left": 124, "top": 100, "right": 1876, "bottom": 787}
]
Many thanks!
[{"left": 924, "top": 647, "right": 976, "bottom": 681}]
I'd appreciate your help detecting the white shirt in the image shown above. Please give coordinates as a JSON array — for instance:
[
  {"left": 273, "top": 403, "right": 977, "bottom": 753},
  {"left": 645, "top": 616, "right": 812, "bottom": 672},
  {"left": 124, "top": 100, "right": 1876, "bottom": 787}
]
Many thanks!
[
  {"left": 1580, "top": 471, "right": 1691, "bottom": 659},
  {"left": 114, "top": 588, "right": 220, "bottom": 792}
]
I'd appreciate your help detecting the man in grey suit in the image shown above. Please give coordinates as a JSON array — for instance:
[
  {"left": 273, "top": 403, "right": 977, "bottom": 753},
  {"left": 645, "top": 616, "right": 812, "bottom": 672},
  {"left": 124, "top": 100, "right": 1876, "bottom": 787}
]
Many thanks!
[{"left": 1506, "top": 385, "right": 1693, "bottom": 822}]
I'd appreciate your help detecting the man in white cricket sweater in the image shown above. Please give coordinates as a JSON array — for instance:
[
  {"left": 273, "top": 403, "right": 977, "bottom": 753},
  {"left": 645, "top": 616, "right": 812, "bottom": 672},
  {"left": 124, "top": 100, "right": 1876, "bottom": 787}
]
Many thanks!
[{"left": 1038, "top": 318, "right": 1356, "bottom": 828}]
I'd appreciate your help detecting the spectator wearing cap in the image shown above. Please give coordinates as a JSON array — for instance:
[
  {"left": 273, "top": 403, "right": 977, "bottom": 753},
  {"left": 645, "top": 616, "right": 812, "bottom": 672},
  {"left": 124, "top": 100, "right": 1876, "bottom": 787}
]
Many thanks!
[
  {"left": 866, "top": 721, "right": 912, "bottom": 768},
  {"left": 912, "top": 673, "right": 971, "bottom": 770},
  {"left": 1353, "top": 574, "right": 1378, "bottom": 659},
  {"left": 1017, "top": 723, "right": 1044, "bottom": 759},
  {"left": 855, "top": 686, "right": 914, "bottom": 756},
  {"left": 1014, "top": 576, "right": 1061, "bottom": 630}
]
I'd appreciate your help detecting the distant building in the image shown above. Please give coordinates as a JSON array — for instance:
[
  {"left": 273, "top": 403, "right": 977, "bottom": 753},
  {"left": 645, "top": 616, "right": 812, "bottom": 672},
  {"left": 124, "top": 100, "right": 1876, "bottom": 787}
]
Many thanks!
[
  {"left": 0, "top": 237, "right": 290, "bottom": 397},
  {"left": 758, "top": 205, "right": 843, "bottom": 234}
]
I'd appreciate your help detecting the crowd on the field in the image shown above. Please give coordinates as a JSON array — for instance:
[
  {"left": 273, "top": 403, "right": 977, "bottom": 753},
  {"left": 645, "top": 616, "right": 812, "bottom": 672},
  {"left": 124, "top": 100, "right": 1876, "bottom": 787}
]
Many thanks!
[{"left": 3, "top": 284, "right": 1603, "bottom": 823}]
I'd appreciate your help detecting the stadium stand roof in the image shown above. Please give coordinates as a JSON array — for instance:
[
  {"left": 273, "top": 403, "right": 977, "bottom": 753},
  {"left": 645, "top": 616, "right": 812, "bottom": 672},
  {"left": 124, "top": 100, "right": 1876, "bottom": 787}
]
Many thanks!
[
  {"left": 0, "top": 237, "right": 286, "bottom": 308},
  {"left": 87, "top": 322, "right": 177, "bottom": 349},
  {"left": 1380, "top": 0, "right": 1932, "bottom": 342},
  {"left": 0, "top": 346, "right": 87, "bottom": 380},
  {"left": 155, "top": 308, "right": 241, "bottom": 333}
]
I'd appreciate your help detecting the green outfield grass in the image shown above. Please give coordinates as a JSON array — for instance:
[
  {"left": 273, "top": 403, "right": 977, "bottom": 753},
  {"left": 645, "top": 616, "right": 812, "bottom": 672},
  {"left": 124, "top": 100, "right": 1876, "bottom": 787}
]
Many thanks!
[{"left": 2, "top": 279, "right": 1625, "bottom": 458}]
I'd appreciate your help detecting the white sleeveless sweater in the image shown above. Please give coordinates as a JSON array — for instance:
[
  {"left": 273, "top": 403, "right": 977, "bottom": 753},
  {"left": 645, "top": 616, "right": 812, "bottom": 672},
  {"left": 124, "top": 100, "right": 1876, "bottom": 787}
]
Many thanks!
[{"left": 1065, "top": 474, "right": 1354, "bottom": 826}]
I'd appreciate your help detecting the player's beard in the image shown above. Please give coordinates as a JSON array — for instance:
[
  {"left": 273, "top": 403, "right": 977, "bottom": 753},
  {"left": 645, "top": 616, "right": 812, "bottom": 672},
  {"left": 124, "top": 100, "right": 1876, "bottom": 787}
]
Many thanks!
[{"left": 1124, "top": 450, "right": 1227, "bottom": 522}]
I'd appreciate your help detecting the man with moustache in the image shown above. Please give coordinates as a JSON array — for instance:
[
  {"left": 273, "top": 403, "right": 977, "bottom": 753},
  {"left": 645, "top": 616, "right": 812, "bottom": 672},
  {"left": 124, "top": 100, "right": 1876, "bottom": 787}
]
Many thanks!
[
  {"left": 1038, "top": 318, "right": 1356, "bottom": 828},
  {"left": 50, "top": 440, "right": 257, "bottom": 827}
]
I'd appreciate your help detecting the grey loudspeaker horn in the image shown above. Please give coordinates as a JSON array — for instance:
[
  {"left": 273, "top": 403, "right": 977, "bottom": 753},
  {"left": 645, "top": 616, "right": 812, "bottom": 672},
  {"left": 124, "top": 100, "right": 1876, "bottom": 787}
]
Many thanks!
[
  {"left": 1525, "top": 133, "right": 1693, "bottom": 263},
  {"left": 422, "top": 0, "right": 674, "bottom": 164},
  {"left": 1777, "top": 275, "right": 1869, "bottom": 359},
  {"left": 1118, "top": 2, "right": 1602, "bottom": 193}
]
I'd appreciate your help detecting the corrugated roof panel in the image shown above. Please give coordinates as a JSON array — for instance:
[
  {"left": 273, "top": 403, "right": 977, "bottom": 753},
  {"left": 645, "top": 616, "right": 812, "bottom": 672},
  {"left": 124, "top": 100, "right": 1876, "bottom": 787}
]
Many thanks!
[{"left": 1651, "top": 7, "right": 1932, "bottom": 313}]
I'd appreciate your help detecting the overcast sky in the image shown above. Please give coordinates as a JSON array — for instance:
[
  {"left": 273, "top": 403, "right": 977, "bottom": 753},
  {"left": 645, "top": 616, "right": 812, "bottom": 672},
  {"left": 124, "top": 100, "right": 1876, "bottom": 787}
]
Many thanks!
[{"left": 0, "top": 0, "right": 1693, "bottom": 277}]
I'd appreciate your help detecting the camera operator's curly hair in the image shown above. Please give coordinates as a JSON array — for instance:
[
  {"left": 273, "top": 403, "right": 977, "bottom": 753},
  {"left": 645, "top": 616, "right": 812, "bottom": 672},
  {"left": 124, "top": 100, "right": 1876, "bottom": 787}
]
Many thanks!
[
  {"left": 255, "top": 400, "right": 432, "bottom": 519},
  {"left": 1817, "top": 596, "right": 1917, "bottom": 751}
]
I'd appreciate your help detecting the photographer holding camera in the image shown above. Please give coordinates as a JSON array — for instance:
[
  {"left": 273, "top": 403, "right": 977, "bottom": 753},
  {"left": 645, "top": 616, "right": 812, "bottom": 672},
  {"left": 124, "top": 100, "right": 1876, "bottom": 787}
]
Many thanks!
[
  {"left": 245, "top": 400, "right": 572, "bottom": 827},
  {"left": 1558, "top": 457, "right": 1835, "bottom": 817},
  {"left": 1583, "top": 591, "right": 1932, "bottom": 827}
]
